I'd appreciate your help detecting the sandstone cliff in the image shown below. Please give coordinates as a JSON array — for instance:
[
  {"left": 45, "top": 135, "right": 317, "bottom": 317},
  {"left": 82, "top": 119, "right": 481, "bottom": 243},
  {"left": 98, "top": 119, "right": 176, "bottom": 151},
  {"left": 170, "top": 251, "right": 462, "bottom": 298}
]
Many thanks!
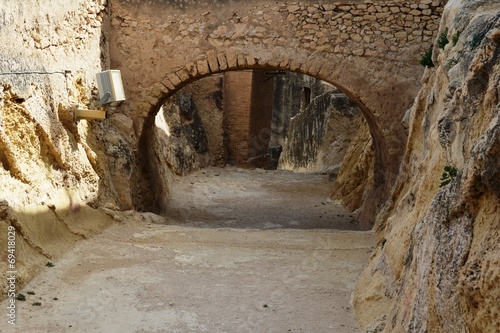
[
  {"left": 354, "top": 1, "right": 500, "bottom": 332},
  {"left": 0, "top": 0, "right": 120, "bottom": 298}
]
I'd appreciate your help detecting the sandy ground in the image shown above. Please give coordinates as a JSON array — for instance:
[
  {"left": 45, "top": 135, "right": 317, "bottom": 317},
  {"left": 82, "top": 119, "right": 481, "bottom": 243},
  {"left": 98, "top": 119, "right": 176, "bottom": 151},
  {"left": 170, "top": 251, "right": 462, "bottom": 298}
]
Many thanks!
[
  {"left": 163, "top": 167, "right": 361, "bottom": 230},
  {"left": 2, "top": 167, "right": 374, "bottom": 333}
]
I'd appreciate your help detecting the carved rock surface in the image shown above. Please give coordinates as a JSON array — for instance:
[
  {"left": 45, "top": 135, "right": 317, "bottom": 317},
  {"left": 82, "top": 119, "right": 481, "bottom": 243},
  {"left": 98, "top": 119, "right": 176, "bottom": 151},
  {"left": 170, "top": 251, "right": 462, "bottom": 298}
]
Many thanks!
[
  {"left": 354, "top": 1, "right": 500, "bottom": 332},
  {"left": 0, "top": 0, "right": 120, "bottom": 299},
  {"left": 279, "top": 91, "right": 367, "bottom": 174}
]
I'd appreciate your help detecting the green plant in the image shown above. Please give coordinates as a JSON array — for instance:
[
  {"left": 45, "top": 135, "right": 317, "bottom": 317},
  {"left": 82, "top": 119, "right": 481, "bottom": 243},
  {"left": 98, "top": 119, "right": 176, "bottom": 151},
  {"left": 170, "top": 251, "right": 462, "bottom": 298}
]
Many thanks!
[
  {"left": 420, "top": 46, "right": 434, "bottom": 67},
  {"left": 46, "top": 262, "right": 54, "bottom": 267},
  {"left": 27, "top": 291, "right": 36, "bottom": 295},
  {"left": 452, "top": 31, "right": 461, "bottom": 46},
  {"left": 438, "top": 28, "right": 449, "bottom": 49},
  {"left": 53, "top": 297, "right": 59, "bottom": 301},
  {"left": 16, "top": 293, "right": 26, "bottom": 301},
  {"left": 439, "top": 165, "right": 458, "bottom": 187},
  {"left": 32, "top": 302, "right": 42, "bottom": 306}
]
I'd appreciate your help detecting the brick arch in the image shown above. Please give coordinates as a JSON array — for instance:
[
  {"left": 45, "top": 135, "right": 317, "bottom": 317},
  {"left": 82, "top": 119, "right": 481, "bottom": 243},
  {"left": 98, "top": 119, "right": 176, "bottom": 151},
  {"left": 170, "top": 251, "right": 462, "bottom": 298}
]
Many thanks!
[{"left": 109, "top": 0, "right": 445, "bottom": 224}]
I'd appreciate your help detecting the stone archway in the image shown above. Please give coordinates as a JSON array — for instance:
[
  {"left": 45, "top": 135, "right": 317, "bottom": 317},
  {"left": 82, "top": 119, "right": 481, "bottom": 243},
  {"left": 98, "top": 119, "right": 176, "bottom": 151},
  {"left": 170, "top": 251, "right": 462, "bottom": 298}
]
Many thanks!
[
  {"left": 107, "top": 0, "right": 445, "bottom": 225},
  {"left": 132, "top": 59, "right": 399, "bottom": 225}
]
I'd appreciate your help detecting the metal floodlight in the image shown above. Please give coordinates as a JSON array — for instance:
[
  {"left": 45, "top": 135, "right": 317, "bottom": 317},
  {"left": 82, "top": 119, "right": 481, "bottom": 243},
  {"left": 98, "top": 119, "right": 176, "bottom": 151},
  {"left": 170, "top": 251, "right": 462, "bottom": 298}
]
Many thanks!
[
  {"left": 74, "top": 69, "right": 126, "bottom": 120},
  {"left": 96, "top": 70, "right": 126, "bottom": 105}
]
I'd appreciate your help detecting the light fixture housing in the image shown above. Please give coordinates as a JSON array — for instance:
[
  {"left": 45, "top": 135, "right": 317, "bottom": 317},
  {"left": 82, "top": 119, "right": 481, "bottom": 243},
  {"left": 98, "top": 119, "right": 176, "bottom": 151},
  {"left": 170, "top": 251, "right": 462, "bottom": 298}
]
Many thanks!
[
  {"left": 96, "top": 70, "right": 126, "bottom": 105},
  {"left": 75, "top": 69, "right": 126, "bottom": 120}
]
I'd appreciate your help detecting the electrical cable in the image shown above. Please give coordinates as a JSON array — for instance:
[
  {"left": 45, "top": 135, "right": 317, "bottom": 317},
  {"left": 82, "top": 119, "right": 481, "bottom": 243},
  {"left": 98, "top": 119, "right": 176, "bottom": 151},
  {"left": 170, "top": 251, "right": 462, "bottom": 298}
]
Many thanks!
[
  {"left": 0, "top": 71, "right": 66, "bottom": 75},
  {"left": 0, "top": 70, "right": 72, "bottom": 106}
]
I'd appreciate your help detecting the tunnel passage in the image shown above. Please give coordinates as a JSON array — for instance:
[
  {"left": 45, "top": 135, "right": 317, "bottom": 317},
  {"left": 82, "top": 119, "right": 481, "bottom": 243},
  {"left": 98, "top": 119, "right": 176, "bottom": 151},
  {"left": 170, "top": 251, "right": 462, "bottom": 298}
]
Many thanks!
[{"left": 137, "top": 69, "right": 373, "bottom": 229}]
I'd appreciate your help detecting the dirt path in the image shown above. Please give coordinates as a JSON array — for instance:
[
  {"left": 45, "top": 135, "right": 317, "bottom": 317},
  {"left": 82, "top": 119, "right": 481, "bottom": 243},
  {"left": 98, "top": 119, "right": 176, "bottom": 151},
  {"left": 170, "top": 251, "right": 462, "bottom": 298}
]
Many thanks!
[
  {"left": 163, "top": 167, "right": 360, "bottom": 230},
  {"left": 2, "top": 168, "right": 374, "bottom": 333}
]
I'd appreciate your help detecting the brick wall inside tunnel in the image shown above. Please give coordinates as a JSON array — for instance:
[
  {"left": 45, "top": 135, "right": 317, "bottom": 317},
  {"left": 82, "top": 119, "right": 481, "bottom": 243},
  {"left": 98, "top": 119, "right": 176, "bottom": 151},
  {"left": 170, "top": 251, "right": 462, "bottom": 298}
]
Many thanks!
[
  {"left": 223, "top": 71, "right": 274, "bottom": 169},
  {"left": 109, "top": 0, "right": 447, "bottom": 225},
  {"left": 223, "top": 71, "right": 253, "bottom": 166}
]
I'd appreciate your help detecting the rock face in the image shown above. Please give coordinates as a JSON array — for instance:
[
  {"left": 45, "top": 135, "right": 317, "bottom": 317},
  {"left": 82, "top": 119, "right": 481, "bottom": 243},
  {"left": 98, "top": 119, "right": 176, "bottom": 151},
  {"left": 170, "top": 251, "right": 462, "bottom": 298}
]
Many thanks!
[
  {"left": 154, "top": 93, "right": 210, "bottom": 176},
  {"left": 147, "top": 75, "right": 225, "bottom": 212},
  {"left": 354, "top": 1, "right": 500, "bottom": 332},
  {"left": 330, "top": 124, "right": 374, "bottom": 219},
  {"left": 279, "top": 90, "right": 368, "bottom": 174},
  {"left": 0, "top": 0, "right": 122, "bottom": 299}
]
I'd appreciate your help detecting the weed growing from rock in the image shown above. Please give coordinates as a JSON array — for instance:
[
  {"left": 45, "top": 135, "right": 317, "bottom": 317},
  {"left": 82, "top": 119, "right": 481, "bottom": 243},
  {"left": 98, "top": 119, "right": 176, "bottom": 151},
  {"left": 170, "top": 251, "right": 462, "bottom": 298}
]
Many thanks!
[
  {"left": 438, "top": 28, "right": 449, "bottom": 49},
  {"left": 420, "top": 46, "right": 434, "bottom": 67},
  {"left": 439, "top": 166, "right": 458, "bottom": 187},
  {"left": 452, "top": 31, "right": 461, "bottom": 46}
]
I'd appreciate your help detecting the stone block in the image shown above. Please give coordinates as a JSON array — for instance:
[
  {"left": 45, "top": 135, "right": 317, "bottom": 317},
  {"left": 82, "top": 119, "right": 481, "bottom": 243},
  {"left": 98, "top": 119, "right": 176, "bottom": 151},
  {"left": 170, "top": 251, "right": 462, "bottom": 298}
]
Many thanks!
[
  {"left": 196, "top": 59, "right": 210, "bottom": 75},
  {"left": 237, "top": 54, "right": 247, "bottom": 67},
  {"left": 246, "top": 56, "right": 256, "bottom": 66},
  {"left": 395, "top": 31, "right": 408, "bottom": 39},
  {"left": 161, "top": 77, "right": 175, "bottom": 90},
  {"left": 352, "top": 49, "right": 364, "bottom": 56},
  {"left": 166, "top": 72, "right": 181, "bottom": 86},
  {"left": 226, "top": 49, "right": 237, "bottom": 68},
  {"left": 352, "top": 34, "right": 363, "bottom": 42},
  {"left": 185, "top": 62, "right": 198, "bottom": 77},
  {"left": 279, "top": 56, "right": 290, "bottom": 69},
  {"left": 289, "top": 58, "right": 301, "bottom": 71},
  {"left": 217, "top": 53, "right": 228, "bottom": 70},
  {"left": 173, "top": 69, "right": 189, "bottom": 84},
  {"left": 207, "top": 49, "right": 219, "bottom": 72}
]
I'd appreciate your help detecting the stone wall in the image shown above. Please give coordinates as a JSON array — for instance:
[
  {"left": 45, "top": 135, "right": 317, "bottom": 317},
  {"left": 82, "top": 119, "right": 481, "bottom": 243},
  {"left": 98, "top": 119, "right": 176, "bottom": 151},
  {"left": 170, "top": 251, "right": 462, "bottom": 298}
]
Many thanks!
[{"left": 354, "top": 1, "right": 500, "bottom": 331}]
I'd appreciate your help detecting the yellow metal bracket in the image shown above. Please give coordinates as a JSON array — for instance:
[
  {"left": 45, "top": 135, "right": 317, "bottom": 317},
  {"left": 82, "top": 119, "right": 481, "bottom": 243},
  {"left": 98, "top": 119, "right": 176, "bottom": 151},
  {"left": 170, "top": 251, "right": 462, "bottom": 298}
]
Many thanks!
[{"left": 73, "top": 104, "right": 106, "bottom": 120}]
